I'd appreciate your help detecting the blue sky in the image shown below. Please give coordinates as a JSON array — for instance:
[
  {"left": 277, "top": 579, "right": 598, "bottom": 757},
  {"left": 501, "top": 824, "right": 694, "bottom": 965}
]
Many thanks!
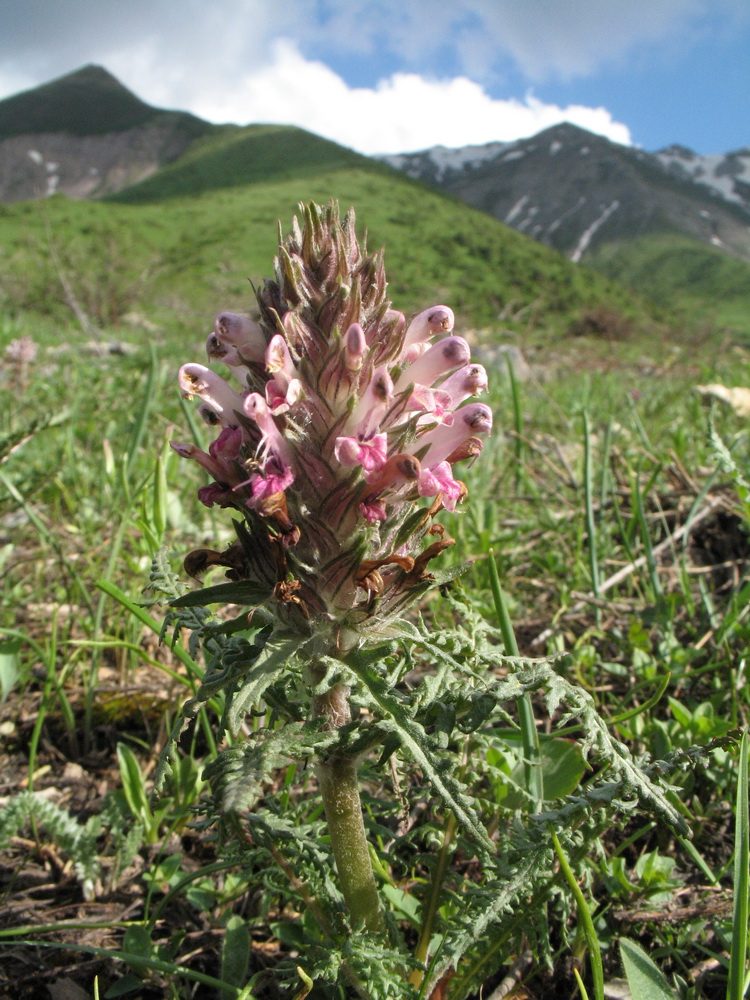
[{"left": 1, "top": 1, "right": 748, "bottom": 156}]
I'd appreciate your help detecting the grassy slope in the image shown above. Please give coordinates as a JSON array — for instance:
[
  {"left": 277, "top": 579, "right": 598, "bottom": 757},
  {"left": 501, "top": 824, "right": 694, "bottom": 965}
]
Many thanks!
[
  {"left": 589, "top": 233, "right": 750, "bottom": 342},
  {"left": 105, "top": 119, "right": 750, "bottom": 342},
  {"left": 106, "top": 124, "right": 377, "bottom": 202},
  {"left": 0, "top": 166, "right": 658, "bottom": 342}
]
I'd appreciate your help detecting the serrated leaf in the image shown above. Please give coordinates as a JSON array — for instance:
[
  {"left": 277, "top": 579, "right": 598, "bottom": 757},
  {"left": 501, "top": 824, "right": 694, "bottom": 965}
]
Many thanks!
[
  {"left": 224, "top": 635, "right": 304, "bottom": 732},
  {"left": 344, "top": 650, "right": 493, "bottom": 853}
]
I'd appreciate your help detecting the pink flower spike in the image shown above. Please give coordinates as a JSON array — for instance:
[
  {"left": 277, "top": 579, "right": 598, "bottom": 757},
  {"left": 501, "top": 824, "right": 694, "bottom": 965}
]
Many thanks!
[
  {"left": 344, "top": 323, "right": 367, "bottom": 372},
  {"left": 418, "top": 461, "right": 463, "bottom": 510},
  {"left": 400, "top": 305, "right": 454, "bottom": 359},
  {"left": 178, "top": 364, "right": 245, "bottom": 427},
  {"left": 214, "top": 312, "right": 267, "bottom": 361},
  {"left": 439, "top": 364, "right": 489, "bottom": 407},
  {"left": 334, "top": 432, "right": 388, "bottom": 473},
  {"left": 394, "top": 337, "right": 471, "bottom": 392},
  {"left": 266, "top": 334, "right": 295, "bottom": 376},
  {"left": 412, "top": 402, "right": 493, "bottom": 467}
]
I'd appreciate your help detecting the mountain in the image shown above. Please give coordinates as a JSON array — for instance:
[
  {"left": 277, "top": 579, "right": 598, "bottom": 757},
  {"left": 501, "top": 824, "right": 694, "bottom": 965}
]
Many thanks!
[
  {"left": 1, "top": 66, "right": 748, "bottom": 341},
  {"left": 0, "top": 65, "right": 211, "bottom": 201},
  {"left": 381, "top": 123, "right": 750, "bottom": 264}
]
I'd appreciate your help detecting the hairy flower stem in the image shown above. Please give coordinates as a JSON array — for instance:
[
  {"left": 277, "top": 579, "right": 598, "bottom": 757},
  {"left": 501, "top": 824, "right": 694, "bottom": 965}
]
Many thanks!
[{"left": 313, "top": 682, "right": 386, "bottom": 935}]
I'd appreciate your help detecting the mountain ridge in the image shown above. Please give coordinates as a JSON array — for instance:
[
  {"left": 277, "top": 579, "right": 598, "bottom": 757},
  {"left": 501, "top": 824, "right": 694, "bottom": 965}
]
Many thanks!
[
  {"left": 380, "top": 123, "right": 750, "bottom": 263},
  {"left": 1, "top": 66, "right": 748, "bottom": 341},
  {"left": 0, "top": 65, "right": 212, "bottom": 201}
]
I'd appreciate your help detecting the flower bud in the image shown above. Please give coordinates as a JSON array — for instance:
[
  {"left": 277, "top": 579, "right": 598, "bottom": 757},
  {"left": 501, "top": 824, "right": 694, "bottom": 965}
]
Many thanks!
[
  {"left": 344, "top": 323, "right": 367, "bottom": 372},
  {"left": 400, "top": 305, "right": 454, "bottom": 360}
]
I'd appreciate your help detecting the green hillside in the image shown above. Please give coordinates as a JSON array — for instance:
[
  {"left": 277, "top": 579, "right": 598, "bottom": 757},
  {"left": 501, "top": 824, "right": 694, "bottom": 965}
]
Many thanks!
[
  {"left": 0, "top": 167, "right": 658, "bottom": 342},
  {"left": 588, "top": 233, "right": 750, "bottom": 341},
  {"left": 108, "top": 124, "right": 382, "bottom": 203},
  {"left": 0, "top": 64, "right": 209, "bottom": 140}
]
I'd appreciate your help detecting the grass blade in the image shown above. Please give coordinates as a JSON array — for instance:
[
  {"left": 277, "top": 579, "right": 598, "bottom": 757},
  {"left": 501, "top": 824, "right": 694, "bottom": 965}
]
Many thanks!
[
  {"left": 727, "top": 731, "right": 749, "bottom": 1000},
  {"left": 551, "top": 828, "right": 604, "bottom": 1000}
]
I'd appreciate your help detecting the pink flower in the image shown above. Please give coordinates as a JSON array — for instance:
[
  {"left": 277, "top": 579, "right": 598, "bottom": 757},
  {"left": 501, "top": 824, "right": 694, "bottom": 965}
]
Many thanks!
[
  {"left": 214, "top": 312, "right": 267, "bottom": 361},
  {"left": 417, "top": 461, "right": 463, "bottom": 510},
  {"left": 399, "top": 305, "right": 454, "bottom": 362},
  {"left": 438, "top": 364, "right": 489, "bottom": 407},
  {"left": 335, "top": 433, "right": 388, "bottom": 473},
  {"left": 205, "top": 333, "right": 253, "bottom": 387},
  {"left": 403, "top": 385, "right": 453, "bottom": 421},
  {"left": 178, "top": 364, "right": 246, "bottom": 428},
  {"left": 394, "top": 337, "right": 471, "bottom": 393},
  {"left": 265, "top": 376, "right": 302, "bottom": 414},
  {"left": 197, "top": 483, "right": 234, "bottom": 508},
  {"left": 170, "top": 426, "right": 242, "bottom": 484},
  {"left": 347, "top": 367, "right": 394, "bottom": 440},
  {"left": 243, "top": 393, "right": 293, "bottom": 466},
  {"left": 266, "top": 334, "right": 296, "bottom": 376},
  {"left": 359, "top": 500, "right": 388, "bottom": 523},
  {"left": 248, "top": 454, "right": 295, "bottom": 503},
  {"left": 411, "top": 403, "right": 493, "bottom": 468}
]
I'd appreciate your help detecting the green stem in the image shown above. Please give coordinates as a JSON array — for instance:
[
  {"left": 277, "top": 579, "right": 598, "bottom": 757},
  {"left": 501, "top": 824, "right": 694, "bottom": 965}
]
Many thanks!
[{"left": 313, "top": 682, "right": 385, "bottom": 934}]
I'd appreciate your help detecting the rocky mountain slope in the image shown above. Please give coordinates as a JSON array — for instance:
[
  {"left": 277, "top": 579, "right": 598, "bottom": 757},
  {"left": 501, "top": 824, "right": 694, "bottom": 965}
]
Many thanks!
[
  {"left": 381, "top": 123, "right": 750, "bottom": 263},
  {"left": 0, "top": 65, "right": 211, "bottom": 201}
]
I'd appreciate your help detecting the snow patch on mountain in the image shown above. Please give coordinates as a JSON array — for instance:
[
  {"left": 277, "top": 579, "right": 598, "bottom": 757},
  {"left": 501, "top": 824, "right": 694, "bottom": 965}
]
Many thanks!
[
  {"left": 571, "top": 201, "right": 620, "bottom": 263},
  {"left": 656, "top": 145, "right": 750, "bottom": 209},
  {"left": 383, "top": 140, "right": 510, "bottom": 182}
]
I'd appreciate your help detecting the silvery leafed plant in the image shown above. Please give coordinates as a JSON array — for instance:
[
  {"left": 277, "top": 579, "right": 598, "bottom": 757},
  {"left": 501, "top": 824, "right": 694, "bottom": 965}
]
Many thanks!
[
  {"left": 157, "top": 202, "right": 688, "bottom": 997},
  {"left": 168, "top": 201, "right": 489, "bottom": 935}
]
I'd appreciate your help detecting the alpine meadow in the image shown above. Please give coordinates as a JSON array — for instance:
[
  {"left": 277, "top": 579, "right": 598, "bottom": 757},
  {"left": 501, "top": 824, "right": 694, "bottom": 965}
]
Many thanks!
[{"left": 2, "top": 67, "right": 750, "bottom": 1000}]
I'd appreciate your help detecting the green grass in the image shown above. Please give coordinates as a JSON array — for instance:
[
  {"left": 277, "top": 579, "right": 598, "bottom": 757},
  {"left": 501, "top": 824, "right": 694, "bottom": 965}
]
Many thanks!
[{"left": 106, "top": 124, "right": 376, "bottom": 203}]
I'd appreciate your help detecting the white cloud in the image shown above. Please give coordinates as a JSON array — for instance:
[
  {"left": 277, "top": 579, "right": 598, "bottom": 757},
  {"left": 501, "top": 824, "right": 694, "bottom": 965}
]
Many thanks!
[{"left": 187, "top": 40, "right": 632, "bottom": 154}]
